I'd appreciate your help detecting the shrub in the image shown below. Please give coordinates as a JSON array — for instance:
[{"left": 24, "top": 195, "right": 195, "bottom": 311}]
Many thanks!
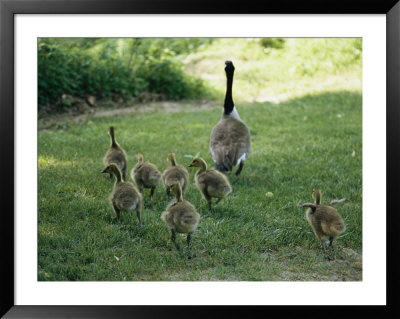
[
  {"left": 38, "top": 38, "right": 209, "bottom": 109},
  {"left": 259, "top": 38, "right": 286, "bottom": 49}
]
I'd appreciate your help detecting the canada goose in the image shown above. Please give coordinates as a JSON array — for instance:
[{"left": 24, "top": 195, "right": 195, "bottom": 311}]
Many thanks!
[
  {"left": 131, "top": 152, "right": 162, "bottom": 202},
  {"left": 209, "top": 61, "right": 251, "bottom": 176},
  {"left": 101, "top": 163, "right": 143, "bottom": 226},
  {"left": 161, "top": 182, "right": 200, "bottom": 251},
  {"left": 188, "top": 157, "right": 232, "bottom": 210},
  {"left": 298, "top": 188, "right": 346, "bottom": 258},
  {"left": 162, "top": 153, "right": 189, "bottom": 196},
  {"left": 103, "top": 126, "right": 128, "bottom": 181}
]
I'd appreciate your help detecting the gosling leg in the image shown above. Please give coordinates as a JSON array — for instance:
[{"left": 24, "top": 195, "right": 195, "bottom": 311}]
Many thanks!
[
  {"left": 187, "top": 232, "right": 192, "bottom": 248},
  {"left": 136, "top": 205, "right": 142, "bottom": 227},
  {"left": 326, "top": 236, "right": 336, "bottom": 255},
  {"left": 235, "top": 161, "right": 244, "bottom": 176},
  {"left": 320, "top": 238, "right": 333, "bottom": 260},
  {"left": 319, "top": 238, "right": 327, "bottom": 255},
  {"left": 187, "top": 232, "right": 194, "bottom": 259},
  {"left": 138, "top": 184, "right": 144, "bottom": 198},
  {"left": 150, "top": 187, "right": 155, "bottom": 203},
  {"left": 171, "top": 229, "right": 180, "bottom": 251},
  {"left": 328, "top": 236, "right": 334, "bottom": 248},
  {"left": 112, "top": 203, "right": 120, "bottom": 221},
  {"left": 204, "top": 190, "right": 212, "bottom": 210}
]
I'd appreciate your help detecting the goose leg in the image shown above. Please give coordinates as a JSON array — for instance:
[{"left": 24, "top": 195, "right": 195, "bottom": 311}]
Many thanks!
[
  {"left": 235, "top": 161, "right": 244, "bottom": 176},
  {"left": 171, "top": 229, "right": 180, "bottom": 251},
  {"left": 112, "top": 203, "right": 120, "bottom": 221}
]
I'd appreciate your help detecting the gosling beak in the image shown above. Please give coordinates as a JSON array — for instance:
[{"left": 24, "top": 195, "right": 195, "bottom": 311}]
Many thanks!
[
  {"left": 188, "top": 164, "right": 193, "bottom": 167},
  {"left": 101, "top": 169, "right": 107, "bottom": 174}
]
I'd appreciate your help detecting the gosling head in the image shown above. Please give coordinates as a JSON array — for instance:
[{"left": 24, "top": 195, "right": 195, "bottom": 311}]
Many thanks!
[
  {"left": 170, "top": 181, "right": 183, "bottom": 199},
  {"left": 101, "top": 163, "right": 120, "bottom": 175},
  {"left": 137, "top": 152, "right": 144, "bottom": 162},
  {"left": 312, "top": 188, "right": 322, "bottom": 204},
  {"left": 188, "top": 157, "right": 205, "bottom": 168},
  {"left": 167, "top": 153, "right": 176, "bottom": 164}
]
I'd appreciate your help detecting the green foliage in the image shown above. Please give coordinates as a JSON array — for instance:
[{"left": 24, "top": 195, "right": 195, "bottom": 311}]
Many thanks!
[
  {"left": 259, "top": 38, "right": 286, "bottom": 49},
  {"left": 38, "top": 38, "right": 211, "bottom": 109}
]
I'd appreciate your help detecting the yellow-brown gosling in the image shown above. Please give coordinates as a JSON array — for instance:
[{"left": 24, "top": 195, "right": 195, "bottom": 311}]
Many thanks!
[
  {"left": 161, "top": 182, "right": 200, "bottom": 251},
  {"left": 131, "top": 152, "right": 162, "bottom": 202},
  {"left": 162, "top": 153, "right": 189, "bottom": 196},
  {"left": 298, "top": 188, "right": 346, "bottom": 258},
  {"left": 209, "top": 61, "right": 250, "bottom": 176},
  {"left": 103, "top": 126, "right": 128, "bottom": 181},
  {"left": 101, "top": 163, "right": 143, "bottom": 226},
  {"left": 188, "top": 157, "right": 232, "bottom": 210}
]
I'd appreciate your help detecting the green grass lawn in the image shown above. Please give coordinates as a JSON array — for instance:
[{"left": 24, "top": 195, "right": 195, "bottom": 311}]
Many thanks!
[{"left": 38, "top": 90, "right": 362, "bottom": 281}]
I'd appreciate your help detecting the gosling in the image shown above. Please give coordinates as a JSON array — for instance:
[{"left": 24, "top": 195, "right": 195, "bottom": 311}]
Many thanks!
[
  {"left": 298, "top": 188, "right": 346, "bottom": 257},
  {"left": 188, "top": 157, "right": 232, "bottom": 210},
  {"left": 101, "top": 163, "right": 143, "bottom": 226},
  {"left": 103, "top": 126, "right": 128, "bottom": 181},
  {"left": 161, "top": 182, "right": 200, "bottom": 251},
  {"left": 162, "top": 153, "right": 189, "bottom": 196},
  {"left": 131, "top": 152, "right": 162, "bottom": 202}
]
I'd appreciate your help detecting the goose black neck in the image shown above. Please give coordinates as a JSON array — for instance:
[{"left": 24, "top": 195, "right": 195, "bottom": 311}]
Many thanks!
[{"left": 224, "top": 71, "right": 234, "bottom": 115}]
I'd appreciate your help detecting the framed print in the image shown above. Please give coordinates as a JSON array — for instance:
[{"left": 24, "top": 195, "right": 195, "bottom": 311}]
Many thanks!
[{"left": 1, "top": 0, "right": 399, "bottom": 318}]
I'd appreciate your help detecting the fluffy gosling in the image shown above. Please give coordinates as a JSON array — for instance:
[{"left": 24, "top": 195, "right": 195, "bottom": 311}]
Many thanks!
[
  {"left": 298, "top": 188, "right": 346, "bottom": 258},
  {"left": 101, "top": 163, "right": 143, "bottom": 226},
  {"left": 161, "top": 182, "right": 200, "bottom": 251},
  {"left": 188, "top": 157, "right": 232, "bottom": 210},
  {"left": 103, "top": 126, "right": 128, "bottom": 181},
  {"left": 162, "top": 153, "right": 189, "bottom": 196},
  {"left": 131, "top": 152, "right": 162, "bottom": 202}
]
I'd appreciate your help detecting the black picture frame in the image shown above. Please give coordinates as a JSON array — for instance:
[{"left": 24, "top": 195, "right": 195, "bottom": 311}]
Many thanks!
[{"left": 1, "top": 0, "right": 399, "bottom": 318}]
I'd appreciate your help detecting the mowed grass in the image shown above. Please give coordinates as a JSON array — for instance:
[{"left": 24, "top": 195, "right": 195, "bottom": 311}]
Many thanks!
[{"left": 38, "top": 90, "right": 362, "bottom": 281}]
